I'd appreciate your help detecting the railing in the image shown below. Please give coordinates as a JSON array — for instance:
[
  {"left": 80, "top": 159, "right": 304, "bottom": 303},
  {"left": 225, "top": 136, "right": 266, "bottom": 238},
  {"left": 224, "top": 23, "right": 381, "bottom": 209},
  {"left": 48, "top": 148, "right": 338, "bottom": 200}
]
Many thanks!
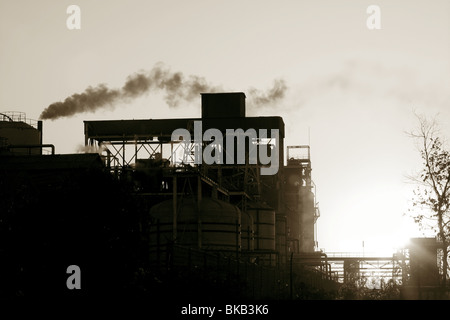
[
  {"left": 149, "top": 244, "right": 340, "bottom": 299},
  {"left": 326, "top": 251, "right": 395, "bottom": 258},
  {"left": 0, "top": 111, "right": 39, "bottom": 129}
]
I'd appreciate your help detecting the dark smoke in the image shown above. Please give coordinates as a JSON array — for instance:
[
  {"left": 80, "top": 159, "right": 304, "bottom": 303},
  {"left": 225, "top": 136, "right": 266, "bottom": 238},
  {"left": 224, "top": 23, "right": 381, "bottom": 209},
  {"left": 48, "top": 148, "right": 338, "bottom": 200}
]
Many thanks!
[
  {"left": 248, "top": 79, "right": 288, "bottom": 106},
  {"left": 40, "top": 85, "right": 121, "bottom": 120},
  {"left": 40, "top": 63, "right": 287, "bottom": 120},
  {"left": 121, "top": 64, "right": 220, "bottom": 106}
]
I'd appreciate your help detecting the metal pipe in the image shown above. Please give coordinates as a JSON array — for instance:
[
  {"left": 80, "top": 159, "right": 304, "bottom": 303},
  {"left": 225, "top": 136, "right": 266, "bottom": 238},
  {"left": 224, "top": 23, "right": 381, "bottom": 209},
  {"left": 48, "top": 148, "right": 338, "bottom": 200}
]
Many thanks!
[
  {"left": 37, "top": 121, "right": 43, "bottom": 145},
  {"left": 8, "top": 144, "right": 55, "bottom": 155},
  {"left": 290, "top": 251, "right": 294, "bottom": 299}
]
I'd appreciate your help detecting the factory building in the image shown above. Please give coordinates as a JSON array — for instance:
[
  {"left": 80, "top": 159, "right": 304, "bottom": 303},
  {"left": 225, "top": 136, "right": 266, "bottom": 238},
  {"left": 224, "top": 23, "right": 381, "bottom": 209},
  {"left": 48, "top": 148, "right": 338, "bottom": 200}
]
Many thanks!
[
  {"left": 0, "top": 94, "right": 337, "bottom": 299},
  {"left": 84, "top": 92, "right": 320, "bottom": 265},
  {"left": 81, "top": 92, "right": 334, "bottom": 298},
  {"left": 2, "top": 94, "right": 448, "bottom": 299}
]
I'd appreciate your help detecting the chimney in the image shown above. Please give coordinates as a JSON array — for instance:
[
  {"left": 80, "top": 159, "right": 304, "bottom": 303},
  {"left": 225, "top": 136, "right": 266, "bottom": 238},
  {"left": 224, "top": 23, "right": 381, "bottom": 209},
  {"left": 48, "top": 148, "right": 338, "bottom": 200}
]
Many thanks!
[{"left": 201, "top": 92, "right": 246, "bottom": 119}]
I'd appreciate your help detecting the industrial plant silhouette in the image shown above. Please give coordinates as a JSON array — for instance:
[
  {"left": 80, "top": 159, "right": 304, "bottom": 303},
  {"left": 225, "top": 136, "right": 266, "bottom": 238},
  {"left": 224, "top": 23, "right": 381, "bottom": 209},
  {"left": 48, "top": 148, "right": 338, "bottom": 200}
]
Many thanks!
[{"left": 0, "top": 94, "right": 444, "bottom": 300}]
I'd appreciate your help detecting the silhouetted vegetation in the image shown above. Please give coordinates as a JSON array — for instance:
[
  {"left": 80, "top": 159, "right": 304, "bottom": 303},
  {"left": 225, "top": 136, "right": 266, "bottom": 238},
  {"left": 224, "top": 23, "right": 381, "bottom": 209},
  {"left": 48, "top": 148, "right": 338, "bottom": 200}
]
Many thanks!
[
  {"left": 336, "top": 278, "right": 401, "bottom": 300},
  {"left": 406, "top": 114, "right": 450, "bottom": 288}
]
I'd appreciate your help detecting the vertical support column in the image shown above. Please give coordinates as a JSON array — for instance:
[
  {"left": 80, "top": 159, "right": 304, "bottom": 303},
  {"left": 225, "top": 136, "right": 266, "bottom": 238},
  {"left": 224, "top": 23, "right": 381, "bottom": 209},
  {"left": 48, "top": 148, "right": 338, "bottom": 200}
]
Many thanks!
[
  {"left": 236, "top": 219, "right": 240, "bottom": 261},
  {"left": 122, "top": 140, "right": 126, "bottom": 167},
  {"left": 84, "top": 122, "right": 89, "bottom": 147},
  {"left": 134, "top": 138, "right": 138, "bottom": 163},
  {"left": 172, "top": 175, "right": 177, "bottom": 242},
  {"left": 37, "top": 120, "right": 43, "bottom": 155},
  {"left": 218, "top": 165, "right": 222, "bottom": 189},
  {"left": 197, "top": 175, "right": 202, "bottom": 203},
  {"left": 102, "top": 143, "right": 110, "bottom": 168},
  {"left": 198, "top": 218, "right": 202, "bottom": 249},
  {"left": 256, "top": 166, "right": 261, "bottom": 196},
  {"left": 197, "top": 175, "right": 202, "bottom": 249}
]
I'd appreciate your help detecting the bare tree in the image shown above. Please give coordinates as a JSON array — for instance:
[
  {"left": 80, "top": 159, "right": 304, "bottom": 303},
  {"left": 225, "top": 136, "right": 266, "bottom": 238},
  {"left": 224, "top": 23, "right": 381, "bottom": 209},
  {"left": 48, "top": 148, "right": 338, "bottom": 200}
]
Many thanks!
[{"left": 406, "top": 114, "right": 450, "bottom": 288}]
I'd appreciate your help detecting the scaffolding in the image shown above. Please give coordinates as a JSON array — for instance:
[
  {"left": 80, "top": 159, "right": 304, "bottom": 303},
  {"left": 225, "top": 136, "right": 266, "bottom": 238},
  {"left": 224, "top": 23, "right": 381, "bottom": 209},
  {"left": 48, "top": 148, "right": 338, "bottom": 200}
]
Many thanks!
[{"left": 325, "top": 252, "right": 407, "bottom": 288}]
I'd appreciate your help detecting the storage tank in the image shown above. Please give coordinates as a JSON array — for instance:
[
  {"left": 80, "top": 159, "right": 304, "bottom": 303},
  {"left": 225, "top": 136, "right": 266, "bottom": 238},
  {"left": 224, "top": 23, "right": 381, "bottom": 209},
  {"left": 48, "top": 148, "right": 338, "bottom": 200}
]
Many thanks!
[
  {"left": 0, "top": 112, "right": 42, "bottom": 155},
  {"left": 149, "top": 197, "right": 241, "bottom": 253},
  {"left": 247, "top": 202, "right": 276, "bottom": 252}
]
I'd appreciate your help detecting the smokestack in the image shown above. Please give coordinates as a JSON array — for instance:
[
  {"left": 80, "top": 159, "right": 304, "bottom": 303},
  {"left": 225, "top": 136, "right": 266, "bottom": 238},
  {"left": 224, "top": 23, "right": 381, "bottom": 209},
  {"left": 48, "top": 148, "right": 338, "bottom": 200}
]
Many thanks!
[{"left": 201, "top": 92, "right": 246, "bottom": 118}]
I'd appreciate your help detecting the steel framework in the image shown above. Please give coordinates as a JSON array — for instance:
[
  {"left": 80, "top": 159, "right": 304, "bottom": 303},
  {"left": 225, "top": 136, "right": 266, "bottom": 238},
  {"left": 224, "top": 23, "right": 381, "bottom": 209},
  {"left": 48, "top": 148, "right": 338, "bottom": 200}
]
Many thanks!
[{"left": 325, "top": 252, "right": 408, "bottom": 287}]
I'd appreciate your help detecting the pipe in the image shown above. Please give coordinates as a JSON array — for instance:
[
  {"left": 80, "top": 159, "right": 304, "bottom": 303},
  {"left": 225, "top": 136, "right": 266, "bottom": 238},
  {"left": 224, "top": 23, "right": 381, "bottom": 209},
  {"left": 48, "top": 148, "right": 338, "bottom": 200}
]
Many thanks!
[
  {"left": 8, "top": 144, "right": 55, "bottom": 155},
  {"left": 38, "top": 121, "right": 43, "bottom": 145},
  {"left": 290, "top": 251, "right": 294, "bottom": 299},
  {"left": 320, "top": 252, "right": 331, "bottom": 279}
]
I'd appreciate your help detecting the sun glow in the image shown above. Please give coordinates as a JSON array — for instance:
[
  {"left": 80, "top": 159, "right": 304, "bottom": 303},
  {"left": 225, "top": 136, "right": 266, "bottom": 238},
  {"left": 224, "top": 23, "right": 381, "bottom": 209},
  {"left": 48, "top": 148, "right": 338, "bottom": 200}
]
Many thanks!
[
  {"left": 319, "top": 183, "right": 425, "bottom": 257},
  {"left": 360, "top": 218, "right": 423, "bottom": 257}
]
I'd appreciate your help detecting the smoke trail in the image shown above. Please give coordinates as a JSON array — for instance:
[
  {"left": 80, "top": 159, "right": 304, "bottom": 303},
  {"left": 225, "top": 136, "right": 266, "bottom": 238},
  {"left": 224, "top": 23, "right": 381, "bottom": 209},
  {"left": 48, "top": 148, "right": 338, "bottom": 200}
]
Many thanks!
[
  {"left": 122, "top": 64, "right": 226, "bottom": 107},
  {"left": 40, "top": 85, "right": 121, "bottom": 120},
  {"left": 40, "top": 63, "right": 287, "bottom": 120},
  {"left": 248, "top": 79, "right": 288, "bottom": 106}
]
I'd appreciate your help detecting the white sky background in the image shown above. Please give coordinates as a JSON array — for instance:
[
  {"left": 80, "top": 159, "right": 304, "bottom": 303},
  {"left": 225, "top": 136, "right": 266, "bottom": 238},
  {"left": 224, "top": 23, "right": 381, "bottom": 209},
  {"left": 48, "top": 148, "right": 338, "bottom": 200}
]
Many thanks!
[{"left": 1, "top": 0, "right": 449, "bottom": 254}]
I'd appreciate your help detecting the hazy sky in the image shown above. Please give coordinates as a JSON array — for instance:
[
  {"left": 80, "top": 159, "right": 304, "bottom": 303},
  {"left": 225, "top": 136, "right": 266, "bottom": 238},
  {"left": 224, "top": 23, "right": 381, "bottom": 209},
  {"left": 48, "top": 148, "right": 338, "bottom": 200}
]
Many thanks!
[{"left": 1, "top": 0, "right": 449, "bottom": 254}]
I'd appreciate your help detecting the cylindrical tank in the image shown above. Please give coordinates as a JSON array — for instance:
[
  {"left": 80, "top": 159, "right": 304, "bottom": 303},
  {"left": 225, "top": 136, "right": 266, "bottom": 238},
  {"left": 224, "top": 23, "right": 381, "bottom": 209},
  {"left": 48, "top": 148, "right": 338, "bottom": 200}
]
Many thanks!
[
  {"left": 149, "top": 197, "right": 241, "bottom": 253},
  {"left": 0, "top": 112, "right": 42, "bottom": 155},
  {"left": 247, "top": 202, "right": 275, "bottom": 252}
]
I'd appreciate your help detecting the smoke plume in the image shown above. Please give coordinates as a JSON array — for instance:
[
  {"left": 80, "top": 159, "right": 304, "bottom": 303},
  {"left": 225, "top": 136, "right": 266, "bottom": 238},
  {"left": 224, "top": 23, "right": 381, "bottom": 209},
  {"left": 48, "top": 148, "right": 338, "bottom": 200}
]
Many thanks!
[
  {"left": 248, "top": 79, "right": 288, "bottom": 106},
  {"left": 40, "top": 63, "right": 287, "bottom": 120}
]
